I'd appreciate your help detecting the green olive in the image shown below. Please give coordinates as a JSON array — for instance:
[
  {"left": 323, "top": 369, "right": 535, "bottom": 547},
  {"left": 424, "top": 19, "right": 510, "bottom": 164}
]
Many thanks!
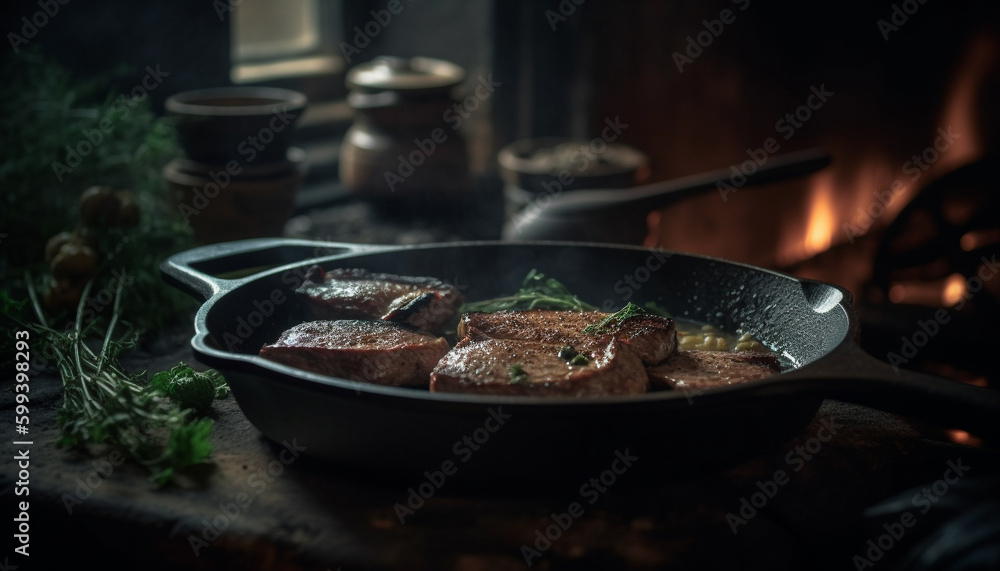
[
  {"left": 44, "top": 231, "right": 75, "bottom": 262},
  {"left": 51, "top": 243, "right": 99, "bottom": 281},
  {"left": 115, "top": 191, "right": 140, "bottom": 227},
  {"left": 79, "top": 186, "right": 121, "bottom": 226}
]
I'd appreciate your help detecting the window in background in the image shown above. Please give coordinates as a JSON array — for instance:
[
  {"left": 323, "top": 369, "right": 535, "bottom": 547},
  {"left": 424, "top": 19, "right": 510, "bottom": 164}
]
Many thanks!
[
  {"left": 231, "top": 0, "right": 344, "bottom": 84},
  {"left": 229, "top": 0, "right": 352, "bottom": 208}
]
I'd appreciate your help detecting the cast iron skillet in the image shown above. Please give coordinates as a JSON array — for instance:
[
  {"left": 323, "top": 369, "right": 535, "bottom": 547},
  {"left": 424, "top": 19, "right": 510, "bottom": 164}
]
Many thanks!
[{"left": 162, "top": 239, "right": 1000, "bottom": 486}]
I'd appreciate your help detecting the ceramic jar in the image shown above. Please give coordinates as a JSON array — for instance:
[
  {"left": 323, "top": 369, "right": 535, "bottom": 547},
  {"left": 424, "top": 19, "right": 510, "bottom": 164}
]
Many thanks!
[{"left": 339, "top": 57, "right": 471, "bottom": 211}]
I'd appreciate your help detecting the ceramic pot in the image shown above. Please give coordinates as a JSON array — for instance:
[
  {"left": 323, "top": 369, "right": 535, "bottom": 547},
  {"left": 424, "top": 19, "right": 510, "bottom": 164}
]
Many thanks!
[
  {"left": 163, "top": 148, "right": 307, "bottom": 244},
  {"left": 339, "top": 57, "right": 471, "bottom": 208},
  {"left": 166, "top": 87, "right": 307, "bottom": 166}
]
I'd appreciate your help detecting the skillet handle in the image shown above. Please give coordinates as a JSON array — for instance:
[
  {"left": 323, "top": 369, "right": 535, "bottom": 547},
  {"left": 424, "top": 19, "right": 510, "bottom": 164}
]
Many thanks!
[
  {"left": 779, "top": 345, "right": 1000, "bottom": 440},
  {"left": 160, "top": 238, "right": 378, "bottom": 301}
]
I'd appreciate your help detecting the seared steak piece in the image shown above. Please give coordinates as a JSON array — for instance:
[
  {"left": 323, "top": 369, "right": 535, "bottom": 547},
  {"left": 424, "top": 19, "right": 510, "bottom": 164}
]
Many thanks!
[
  {"left": 646, "top": 351, "right": 781, "bottom": 391},
  {"left": 458, "top": 310, "right": 676, "bottom": 365},
  {"left": 295, "top": 266, "right": 463, "bottom": 332},
  {"left": 259, "top": 320, "right": 449, "bottom": 387},
  {"left": 431, "top": 334, "right": 648, "bottom": 397}
]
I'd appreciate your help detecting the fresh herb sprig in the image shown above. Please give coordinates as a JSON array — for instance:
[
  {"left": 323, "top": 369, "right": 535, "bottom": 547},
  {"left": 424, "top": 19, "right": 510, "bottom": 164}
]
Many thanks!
[
  {"left": 150, "top": 363, "right": 230, "bottom": 411},
  {"left": 4, "top": 276, "right": 228, "bottom": 485},
  {"left": 461, "top": 270, "right": 597, "bottom": 313},
  {"left": 583, "top": 302, "right": 646, "bottom": 333},
  {"left": 508, "top": 364, "right": 529, "bottom": 384}
]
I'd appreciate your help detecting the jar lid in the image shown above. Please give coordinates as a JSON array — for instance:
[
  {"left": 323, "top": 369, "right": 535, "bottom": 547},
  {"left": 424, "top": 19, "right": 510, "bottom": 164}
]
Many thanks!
[{"left": 346, "top": 56, "right": 465, "bottom": 92}]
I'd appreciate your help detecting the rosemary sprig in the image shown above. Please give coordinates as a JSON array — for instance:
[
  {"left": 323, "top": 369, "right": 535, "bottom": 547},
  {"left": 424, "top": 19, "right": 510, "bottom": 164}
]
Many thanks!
[
  {"left": 460, "top": 270, "right": 597, "bottom": 313},
  {"left": 583, "top": 302, "right": 646, "bottom": 333},
  {"left": 8, "top": 274, "right": 227, "bottom": 485}
]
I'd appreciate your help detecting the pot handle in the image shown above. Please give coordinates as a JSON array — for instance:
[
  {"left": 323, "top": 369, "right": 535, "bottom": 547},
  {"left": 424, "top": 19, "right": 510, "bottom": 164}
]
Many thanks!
[
  {"left": 774, "top": 343, "right": 1000, "bottom": 440},
  {"left": 160, "top": 238, "right": 380, "bottom": 301}
]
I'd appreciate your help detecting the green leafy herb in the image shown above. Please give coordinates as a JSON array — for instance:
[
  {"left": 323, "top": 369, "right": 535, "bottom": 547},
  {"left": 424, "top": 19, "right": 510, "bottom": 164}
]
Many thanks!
[
  {"left": 508, "top": 364, "right": 529, "bottom": 384},
  {"left": 150, "top": 363, "right": 230, "bottom": 411},
  {"left": 583, "top": 302, "right": 646, "bottom": 333},
  {"left": 557, "top": 345, "right": 578, "bottom": 361},
  {"left": 556, "top": 345, "right": 589, "bottom": 366},
  {"left": 461, "top": 270, "right": 597, "bottom": 313},
  {"left": 0, "top": 52, "right": 194, "bottom": 335},
  {"left": 2, "top": 276, "right": 227, "bottom": 486}
]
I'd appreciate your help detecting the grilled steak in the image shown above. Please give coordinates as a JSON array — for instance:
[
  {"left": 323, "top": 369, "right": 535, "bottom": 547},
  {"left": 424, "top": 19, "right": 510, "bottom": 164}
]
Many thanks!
[
  {"left": 295, "top": 266, "right": 463, "bottom": 332},
  {"left": 431, "top": 334, "right": 648, "bottom": 396},
  {"left": 259, "top": 320, "right": 449, "bottom": 387},
  {"left": 646, "top": 350, "right": 781, "bottom": 391},
  {"left": 458, "top": 310, "right": 676, "bottom": 365}
]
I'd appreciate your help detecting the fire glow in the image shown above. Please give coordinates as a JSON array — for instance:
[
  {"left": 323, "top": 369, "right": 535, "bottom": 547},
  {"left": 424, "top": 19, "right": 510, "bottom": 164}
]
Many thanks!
[{"left": 803, "top": 178, "right": 835, "bottom": 256}]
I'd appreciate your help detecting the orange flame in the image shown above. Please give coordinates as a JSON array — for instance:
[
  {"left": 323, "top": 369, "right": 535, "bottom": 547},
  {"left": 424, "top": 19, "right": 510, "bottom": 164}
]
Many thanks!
[
  {"left": 937, "top": 32, "right": 997, "bottom": 167},
  {"left": 804, "top": 180, "right": 835, "bottom": 256},
  {"left": 777, "top": 172, "right": 837, "bottom": 265}
]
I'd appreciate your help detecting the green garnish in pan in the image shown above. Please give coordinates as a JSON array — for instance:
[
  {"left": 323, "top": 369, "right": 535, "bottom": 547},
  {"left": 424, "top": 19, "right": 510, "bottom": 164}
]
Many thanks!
[{"left": 583, "top": 302, "right": 646, "bottom": 333}]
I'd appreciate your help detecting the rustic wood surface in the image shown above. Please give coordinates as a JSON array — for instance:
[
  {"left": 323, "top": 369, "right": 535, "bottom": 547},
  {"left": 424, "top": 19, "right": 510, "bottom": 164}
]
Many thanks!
[{"left": 4, "top": 330, "right": 998, "bottom": 571}]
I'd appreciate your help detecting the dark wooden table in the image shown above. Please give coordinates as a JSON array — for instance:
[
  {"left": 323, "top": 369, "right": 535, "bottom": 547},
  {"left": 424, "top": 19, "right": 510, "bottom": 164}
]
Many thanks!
[{"left": 6, "top": 322, "right": 999, "bottom": 571}]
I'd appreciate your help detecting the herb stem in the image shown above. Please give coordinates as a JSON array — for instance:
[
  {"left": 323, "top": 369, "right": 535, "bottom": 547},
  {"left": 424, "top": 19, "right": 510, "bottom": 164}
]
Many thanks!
[
  {"left": 24, "top": 272, "right": 49, "bottom": 329},
  {"left": 96, "top": 275, "right": 125, "bottom": 376}
]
